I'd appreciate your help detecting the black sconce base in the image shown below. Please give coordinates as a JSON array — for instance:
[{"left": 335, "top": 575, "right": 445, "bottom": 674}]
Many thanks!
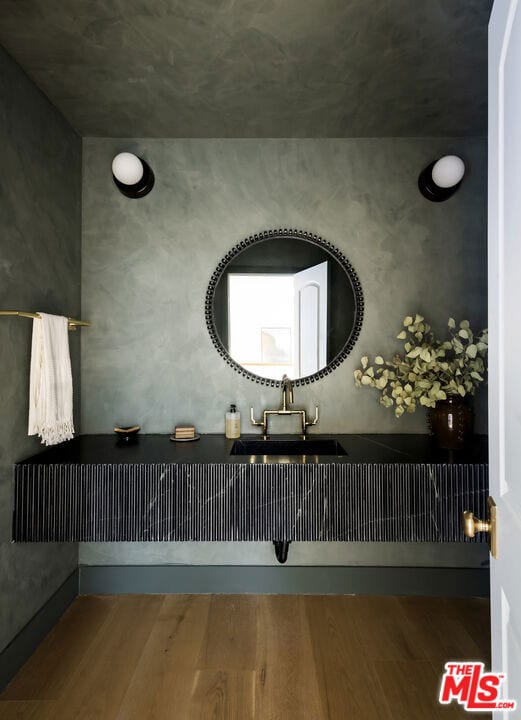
[
  {"left": 418, "top": 162, "right": 461, "bottom": 202},
  {"left": 113, "top": 158, "right": 155, "bottom": 198}
]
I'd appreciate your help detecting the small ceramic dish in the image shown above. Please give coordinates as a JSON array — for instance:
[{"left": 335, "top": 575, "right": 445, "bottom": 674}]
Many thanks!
[
  {"left": 114, "top": 425, "right": 140, "bottom": 442},
  {"left": 169, "top": 433, "right": 201, "bottom": 442}
]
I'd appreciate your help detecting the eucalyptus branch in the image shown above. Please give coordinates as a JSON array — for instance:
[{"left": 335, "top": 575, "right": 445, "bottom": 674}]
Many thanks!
[{"left": 353, "top": 315, "right": 488, "bottom": 418}]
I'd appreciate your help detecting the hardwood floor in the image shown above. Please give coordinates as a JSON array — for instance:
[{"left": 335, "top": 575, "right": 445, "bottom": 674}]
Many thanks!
[{"left": 0, "top": 594, "right": 491, "bottom": 719}]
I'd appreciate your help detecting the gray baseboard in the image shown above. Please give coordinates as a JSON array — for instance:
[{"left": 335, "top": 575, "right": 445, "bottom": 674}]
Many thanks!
[
  {"left": 79, "top": 564, "right": 489, "bottom": 598},
  {"left": 0, "top": 569, "right": 79, "bottom": 692}
]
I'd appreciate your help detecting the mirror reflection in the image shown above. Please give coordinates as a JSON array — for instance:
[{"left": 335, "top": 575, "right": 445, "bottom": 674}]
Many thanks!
[
  {"left": 208, "top": 231, "right": 363, "bottom": 384},
  {"left": 228, "top": 263, "right": 328, "bottom": 379}
]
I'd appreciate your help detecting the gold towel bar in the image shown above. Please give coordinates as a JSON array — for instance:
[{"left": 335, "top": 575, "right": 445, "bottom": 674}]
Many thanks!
[{"left": 0, "top": 311, "right": 91, "bottom": 331}]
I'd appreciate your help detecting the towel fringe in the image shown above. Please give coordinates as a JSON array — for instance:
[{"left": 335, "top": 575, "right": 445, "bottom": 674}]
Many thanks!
[{"left": 33, "top": 419, "right": 75, "bottom": 446}]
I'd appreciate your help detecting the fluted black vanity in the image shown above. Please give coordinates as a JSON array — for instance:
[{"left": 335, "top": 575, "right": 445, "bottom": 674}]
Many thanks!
[{"left": 13, "top": 434, "right": 488, "bottom": 551}]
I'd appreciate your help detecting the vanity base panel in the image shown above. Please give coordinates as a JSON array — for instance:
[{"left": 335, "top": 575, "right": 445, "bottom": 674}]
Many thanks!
[{"left": 13, "top": 462, "right": 488, "bottom": 543}]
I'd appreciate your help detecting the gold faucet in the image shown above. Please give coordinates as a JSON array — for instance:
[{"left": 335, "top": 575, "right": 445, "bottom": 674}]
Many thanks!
[
  {"left": 250, "top": 375, "right": 319, "bottom": 438},
  {"left": 281, "top": 374, "right": 294, "bottom": 411}
]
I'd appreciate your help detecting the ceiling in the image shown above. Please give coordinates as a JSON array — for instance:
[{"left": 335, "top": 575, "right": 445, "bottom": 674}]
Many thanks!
[{"left": 0, "top": 0, "right": 492, "bottom": 138}]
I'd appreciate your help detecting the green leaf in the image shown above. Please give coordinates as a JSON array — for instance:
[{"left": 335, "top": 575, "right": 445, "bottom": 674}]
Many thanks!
[
  {"left": 458, "top": 329, "right": 469, "bottom": 339},
  {"left": 404, "top": 316, "right": 413, "bottom": 327},
  {"left": 466, "top": 344, "right": 477, "bottom": 358},
  {"left": 453, "top": 339, "right": 464, "bottom": 353},
  {"left": 375, "top": 356, "right": 384, "bottom": 365},
  {"left": 397, "top": 331, "right": 407, "bottom": 340},
  {"left": 361, "top": 356, "right": 368, "bottom": 369},
  {"left": 448, "top": 318, "right": 456, "bottom": 328}
]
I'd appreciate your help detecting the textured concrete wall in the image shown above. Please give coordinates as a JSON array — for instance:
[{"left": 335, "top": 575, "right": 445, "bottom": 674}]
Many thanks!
[
  {"left": 0, "top": 46, "right": 81, "bottom": 651},
  {"left": 81, "top": 137, "right": 488, "bottom": 568}
]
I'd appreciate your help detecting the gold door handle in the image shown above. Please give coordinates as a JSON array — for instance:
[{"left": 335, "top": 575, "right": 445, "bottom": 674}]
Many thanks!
[
  {"left": 462, "top": 496, "right": 497, "bottom": 559},
  {"left": 463, "top": 512, "right": 491, "bottom": 536}
]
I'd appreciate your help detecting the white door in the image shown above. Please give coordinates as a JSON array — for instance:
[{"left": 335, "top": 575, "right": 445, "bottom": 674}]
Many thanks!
[
  {"left": 294, "top": 261, "right": 328, "bottom": 377},
  {"left": 489, "top": 0, "right": 521, "bottom": 713}
]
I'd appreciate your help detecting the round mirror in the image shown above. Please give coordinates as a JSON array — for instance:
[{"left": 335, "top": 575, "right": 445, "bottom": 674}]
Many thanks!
[{"left": 205, "top": 229, "right": 364, "bottom": 387}]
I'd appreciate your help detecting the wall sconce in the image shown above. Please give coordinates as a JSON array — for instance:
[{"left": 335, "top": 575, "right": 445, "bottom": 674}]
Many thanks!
[
  {"left": 112, "top": 152, "right": 155, "bottom": 198},
  {"left": 418, "top": 155, "right": 465, "bottom": 202}
]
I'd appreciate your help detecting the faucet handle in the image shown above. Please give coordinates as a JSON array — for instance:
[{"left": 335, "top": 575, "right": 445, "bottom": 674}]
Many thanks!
[
  {"left": 250, "top": 407, "right": 268, "bottom": 438},
  {"left": 305, "top": 406, "right": 319, "bottom": 428},
  {"left": 250, "top": 407, "right": 263, "bottom": 426}
]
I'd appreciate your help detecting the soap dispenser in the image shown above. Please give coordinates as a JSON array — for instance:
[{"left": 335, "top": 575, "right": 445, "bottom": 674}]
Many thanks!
[{"left": 225, "top": 404, "right": 241, "bottom": 439}]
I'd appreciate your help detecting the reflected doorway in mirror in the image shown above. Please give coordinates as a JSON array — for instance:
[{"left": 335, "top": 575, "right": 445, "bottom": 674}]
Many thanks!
[{"left": 227, "top": 262, "right": 328, "bottom": 381}]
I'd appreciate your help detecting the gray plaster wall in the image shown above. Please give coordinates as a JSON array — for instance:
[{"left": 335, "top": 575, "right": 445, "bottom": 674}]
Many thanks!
[
  {"left": 0, "top": 46, "right": 81, "bottom": 651},
  {"left": 81, "top": 137, "right": 488, "bottom": 568},
  {"left": 79, "top": 542, "right": 488, "bottom": 568},
  {"left": 0, "top": 0, "right": 491, "bottom": 138}
]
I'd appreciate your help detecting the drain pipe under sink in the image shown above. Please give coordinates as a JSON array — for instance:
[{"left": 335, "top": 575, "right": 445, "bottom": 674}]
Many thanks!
[{"left": 273, "top": 541, "right": 290, "bottom": 564}]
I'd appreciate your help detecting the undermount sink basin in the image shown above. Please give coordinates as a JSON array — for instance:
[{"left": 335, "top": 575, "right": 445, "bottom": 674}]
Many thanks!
[{"left": 230, "top": 438, "right": 348, "bottom": 456}]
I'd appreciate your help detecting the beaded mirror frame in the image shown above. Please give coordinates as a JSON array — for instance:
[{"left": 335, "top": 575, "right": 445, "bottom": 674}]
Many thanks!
[{"left": 205, "top": 228, "right": 364, "bottom": 387}]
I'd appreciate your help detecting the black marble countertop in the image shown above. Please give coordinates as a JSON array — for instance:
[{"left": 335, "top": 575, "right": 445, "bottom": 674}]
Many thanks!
[{"left": 17, "top": 433, "right": 488, "bottom": 465}]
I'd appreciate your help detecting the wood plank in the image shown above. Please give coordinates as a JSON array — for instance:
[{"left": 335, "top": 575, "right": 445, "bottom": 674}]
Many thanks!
[
  {"left": 0, "top": 701, "right": 57, "bottom": 719},
  {"left": 440, "top": 598, "right": 491, "bottom": 663},
  {"left": 306, "top": 596, "right": 394, "bottom": 719},
  {"left": 115, "top": 595, "right": 211, "bottom": 720},
  {"left": 49, "top": 595, "right": 163, "bottom": 720},
  {"left": 349, "top": 596, "right": 430, "bottom": 661},
  {"left": 397, "top": 597, "right": 490, "bottom": 665},
  {"left": 1, "top": 596, "right": 114, "bottom": 701},
  {"left": 374, "top": 659, "right": 492, "bottom": 720},
  {"left": 188, "top": 670, "right": 256, "bottom": 720},
  {"left": 0, "top": 595, "right": 492, "bottom": 720},
  {"left": 197, "top": 595, "right": 257, "bottom": 671},
  {"left": 255, "top": 595, "right": 325, "bottom": 720}
]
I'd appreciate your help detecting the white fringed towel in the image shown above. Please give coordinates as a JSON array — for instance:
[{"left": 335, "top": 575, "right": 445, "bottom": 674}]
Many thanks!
[{"left": 28, "top": 312, "right": 75, "bottom": 446}]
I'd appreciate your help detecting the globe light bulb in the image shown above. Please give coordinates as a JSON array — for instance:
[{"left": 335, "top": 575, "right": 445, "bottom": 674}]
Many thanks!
[
  {"left": 112, "top": 152, "right": 144, "bottom": 186},
  {"left": 431, "top": 155, "right": 465, "bottom": 189}
]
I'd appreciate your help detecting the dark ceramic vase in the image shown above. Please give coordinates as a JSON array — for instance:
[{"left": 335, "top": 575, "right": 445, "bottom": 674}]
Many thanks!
[{"left": 427, "top": 395, "right": 474, "bottom": 450}]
